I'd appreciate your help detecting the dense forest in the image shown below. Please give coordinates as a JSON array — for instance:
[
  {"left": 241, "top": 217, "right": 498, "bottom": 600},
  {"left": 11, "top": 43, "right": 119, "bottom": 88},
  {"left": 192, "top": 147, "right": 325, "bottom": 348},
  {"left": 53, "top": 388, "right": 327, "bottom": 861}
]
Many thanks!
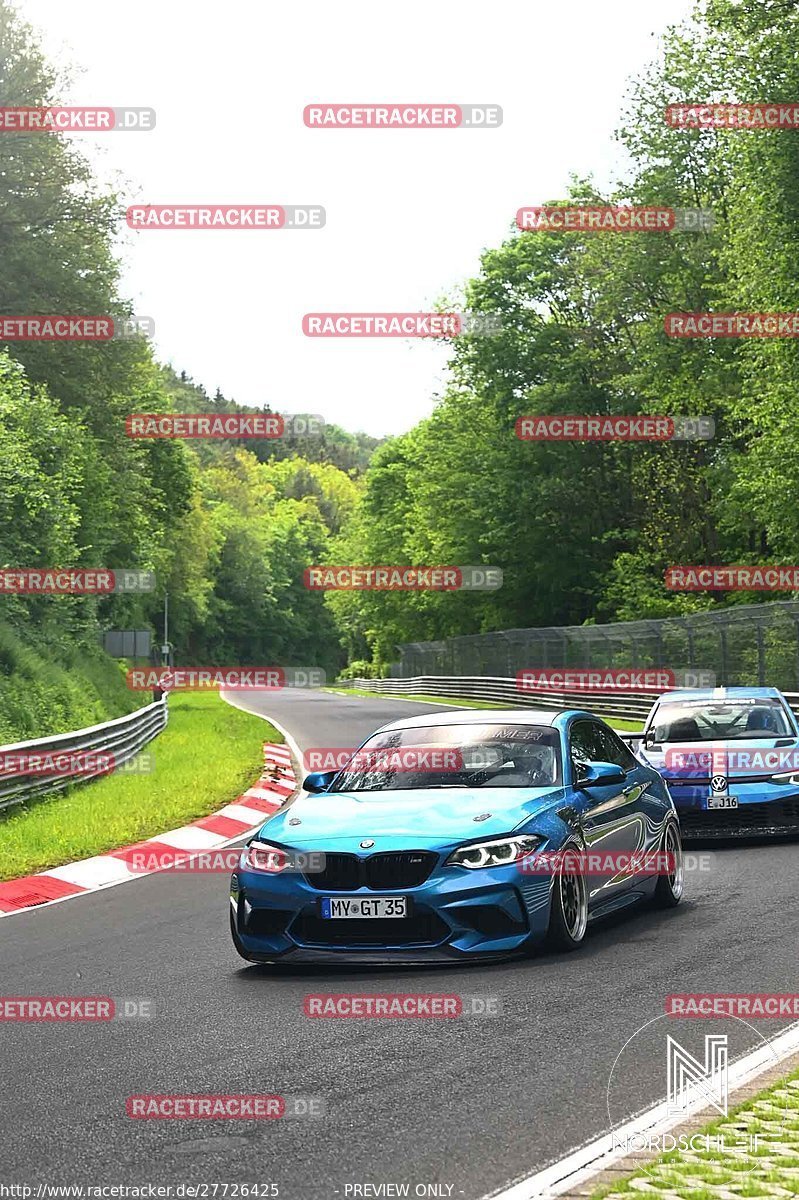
[
  {"left": 1, "top": 0, "right": 798, "bottom": 733},
  {"left": 330, "top": 0, "right": 799, "bottom": 668}
]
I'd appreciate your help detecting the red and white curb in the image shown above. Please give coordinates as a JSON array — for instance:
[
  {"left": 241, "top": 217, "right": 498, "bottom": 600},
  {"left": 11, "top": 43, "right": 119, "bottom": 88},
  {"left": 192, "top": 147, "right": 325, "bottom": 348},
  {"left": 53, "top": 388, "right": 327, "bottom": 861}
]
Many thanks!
[{"left": 0, "top": 742, "right": 296, "bottom": 917}]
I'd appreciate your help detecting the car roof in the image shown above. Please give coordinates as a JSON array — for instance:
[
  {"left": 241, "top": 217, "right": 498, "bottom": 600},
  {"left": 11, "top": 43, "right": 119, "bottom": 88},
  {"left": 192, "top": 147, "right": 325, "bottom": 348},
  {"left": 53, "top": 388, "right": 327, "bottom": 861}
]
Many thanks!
[
  {"left": 371, "top": 708, "right": 607, "bottom": 735},
  {"left": 655, "top": 686, "right": 784, "bottom": 703},
  {"left": 375, "top": 708, "right": 561, "bottom": 732}
]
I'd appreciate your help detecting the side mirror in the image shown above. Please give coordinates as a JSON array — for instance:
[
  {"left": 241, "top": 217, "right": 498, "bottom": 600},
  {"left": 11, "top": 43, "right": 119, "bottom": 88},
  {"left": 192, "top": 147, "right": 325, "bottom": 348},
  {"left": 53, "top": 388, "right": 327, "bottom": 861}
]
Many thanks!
[
  {"left": 576, "top": 761, "right": 626, "bottom": 789},
  {"left": 302, "top": 770, "right": 338, "bottom": 794}
]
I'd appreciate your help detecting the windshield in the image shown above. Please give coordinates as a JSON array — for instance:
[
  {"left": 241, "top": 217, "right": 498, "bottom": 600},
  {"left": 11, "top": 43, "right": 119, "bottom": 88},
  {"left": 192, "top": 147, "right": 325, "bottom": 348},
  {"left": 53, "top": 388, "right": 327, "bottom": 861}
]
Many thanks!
[
  {"left": 649, "top": 698, "right": 793, "bottom": 742},
  {"left": 328, "top": 724, "right": 562, "bottom": 791}
]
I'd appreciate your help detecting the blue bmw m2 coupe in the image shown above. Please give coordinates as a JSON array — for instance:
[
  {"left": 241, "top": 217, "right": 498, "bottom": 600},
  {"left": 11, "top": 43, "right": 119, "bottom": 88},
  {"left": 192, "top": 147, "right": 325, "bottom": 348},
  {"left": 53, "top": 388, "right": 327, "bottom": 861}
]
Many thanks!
[{"left": 229, "top": 709, "right": 683, "bottom": 965}]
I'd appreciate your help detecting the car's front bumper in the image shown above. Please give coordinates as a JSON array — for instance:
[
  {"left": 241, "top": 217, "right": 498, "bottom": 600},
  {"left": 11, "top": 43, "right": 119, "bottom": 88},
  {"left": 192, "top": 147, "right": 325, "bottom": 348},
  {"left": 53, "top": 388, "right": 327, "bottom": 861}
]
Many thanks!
[
  {"left": 666, "top": 781, "right": 799, "bottom": 837},
  {"left": 230, "top": 858, "right": 554, "bottom": 961}
]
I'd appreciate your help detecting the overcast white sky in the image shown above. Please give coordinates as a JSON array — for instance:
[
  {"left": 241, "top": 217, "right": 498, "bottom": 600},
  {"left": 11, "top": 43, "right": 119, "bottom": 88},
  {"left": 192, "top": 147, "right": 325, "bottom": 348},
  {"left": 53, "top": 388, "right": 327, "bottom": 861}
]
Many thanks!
[{"left": 20, "top": 0, "right": 696, "bottom": 436}]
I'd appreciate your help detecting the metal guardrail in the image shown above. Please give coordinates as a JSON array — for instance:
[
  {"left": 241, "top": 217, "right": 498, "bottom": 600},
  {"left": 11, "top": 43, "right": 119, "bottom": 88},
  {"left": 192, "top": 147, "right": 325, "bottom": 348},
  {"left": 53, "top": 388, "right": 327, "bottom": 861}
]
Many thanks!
[
  {"left": 0, "top": 698, "right": 168, "bottom": 811},
  {"left": 336, "top": 675, "right": 799, "bottom": 726}
]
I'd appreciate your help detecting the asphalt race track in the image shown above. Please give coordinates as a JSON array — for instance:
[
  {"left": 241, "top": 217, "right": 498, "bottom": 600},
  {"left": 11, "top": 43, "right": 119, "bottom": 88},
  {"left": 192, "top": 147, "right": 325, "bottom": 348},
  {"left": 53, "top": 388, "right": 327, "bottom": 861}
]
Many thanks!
[{"left": 0, "top": 687, "right": 797, "bottom": 1198}]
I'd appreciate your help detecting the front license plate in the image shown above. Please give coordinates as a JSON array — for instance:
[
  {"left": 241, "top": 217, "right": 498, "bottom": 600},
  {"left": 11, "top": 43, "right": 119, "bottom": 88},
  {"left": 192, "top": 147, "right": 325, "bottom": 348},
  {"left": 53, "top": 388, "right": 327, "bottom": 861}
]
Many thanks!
[
  {"left": 320, "top": 896, "right": 408, "bottom": 919},
  {"left": 707, "top": 795, "right": 739, "bottom": 810}
]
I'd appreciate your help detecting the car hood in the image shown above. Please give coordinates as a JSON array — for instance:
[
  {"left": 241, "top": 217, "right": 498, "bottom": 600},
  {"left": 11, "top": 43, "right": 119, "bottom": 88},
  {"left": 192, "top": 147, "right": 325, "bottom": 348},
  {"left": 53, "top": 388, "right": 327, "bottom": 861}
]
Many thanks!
[{"left": 258, "top": 784, "right": 569, "bottom": 846}]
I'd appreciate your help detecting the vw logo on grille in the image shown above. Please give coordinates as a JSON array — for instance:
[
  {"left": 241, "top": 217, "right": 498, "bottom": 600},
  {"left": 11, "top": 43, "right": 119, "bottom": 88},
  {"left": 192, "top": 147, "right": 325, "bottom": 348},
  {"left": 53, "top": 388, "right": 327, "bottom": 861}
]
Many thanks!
[
  {"left": 359, "top": 839, "right": 375, "bottom": 849},
  {"left": 711, "top": 775, "right": 728, "bottom": 793}
]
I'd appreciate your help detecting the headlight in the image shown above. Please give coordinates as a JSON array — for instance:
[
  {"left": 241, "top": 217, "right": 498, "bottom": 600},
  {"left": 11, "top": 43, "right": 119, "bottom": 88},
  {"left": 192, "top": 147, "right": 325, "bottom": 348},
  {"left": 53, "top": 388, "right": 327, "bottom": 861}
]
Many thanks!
[
  {"left": 447, "top": 834, "right": 543, "bottom": 869},
  {"left": 771, "top": 771, "right": 799, "bottom": 785},
  {"left": 242, "top": 841, "right": 292, "bottom": 872}
]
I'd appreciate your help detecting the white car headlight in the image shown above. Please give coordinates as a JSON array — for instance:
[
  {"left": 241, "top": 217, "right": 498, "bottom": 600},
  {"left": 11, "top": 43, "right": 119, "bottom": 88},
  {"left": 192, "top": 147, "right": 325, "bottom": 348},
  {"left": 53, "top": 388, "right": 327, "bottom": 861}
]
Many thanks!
[
  {"left": 447, "top": 834, "right": 543, "bottom": 869},
  {"left": 771, "top": 771, "right": 799, "bottom": 785},
  {"left": 242, "top": 841, "right": 293, "bottom": 873}
]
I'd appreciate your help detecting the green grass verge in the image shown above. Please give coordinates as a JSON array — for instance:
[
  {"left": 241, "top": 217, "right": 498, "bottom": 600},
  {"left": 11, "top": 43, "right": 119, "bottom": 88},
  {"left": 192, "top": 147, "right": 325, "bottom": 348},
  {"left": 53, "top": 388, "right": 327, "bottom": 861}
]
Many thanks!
[
  {"left": 590, "top": 1066, "right": 799, "bottom": 1199},
  {"left": 326, "top": 687, "right": 643, "bottom": 731},
  {"left": 0, "top": 691, "right": 276, "bottom": 880},
  {"left": 0, "top": 619, "right": 142, "bottom": 743}
]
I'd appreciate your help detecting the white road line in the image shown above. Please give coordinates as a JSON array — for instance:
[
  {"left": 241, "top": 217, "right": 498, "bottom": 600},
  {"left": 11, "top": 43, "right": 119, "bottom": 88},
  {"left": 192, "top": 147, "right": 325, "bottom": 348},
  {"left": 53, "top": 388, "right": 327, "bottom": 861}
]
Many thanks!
[
  {"left": 484, "top": 1020, "right": 799, "bottom": 1200},
  {"left": 219, "top": 694, "right": 305, "bottom": 774}
]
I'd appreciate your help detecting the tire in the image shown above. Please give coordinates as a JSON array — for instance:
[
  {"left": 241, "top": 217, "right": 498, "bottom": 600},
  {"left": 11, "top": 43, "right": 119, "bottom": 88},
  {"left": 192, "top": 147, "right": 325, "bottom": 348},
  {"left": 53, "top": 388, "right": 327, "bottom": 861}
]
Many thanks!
[
  {"left": 652, "top": 819, "right": 684, "bottom": 908},
  {"left": 545, "top": 842, "right": 589, "bottom": 951}
]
